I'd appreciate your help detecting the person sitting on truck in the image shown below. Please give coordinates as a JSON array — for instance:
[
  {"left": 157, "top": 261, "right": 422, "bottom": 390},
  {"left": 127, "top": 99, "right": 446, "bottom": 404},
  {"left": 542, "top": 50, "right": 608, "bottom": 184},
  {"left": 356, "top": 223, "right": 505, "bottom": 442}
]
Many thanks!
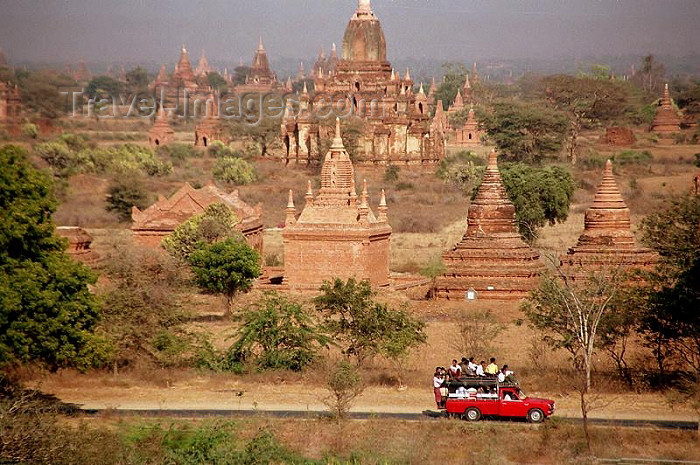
[
  {"left": 485, "top": 357, "right": 499, "bottom": 376},
  {"left": 467, "top": 357, "right": 479, "bottom": 375},
  {"left": 448, "top": 360, "right": 462, "bottom": 380},
  {"left": 476, "top": 360, "right": 486, "bottom": 377},
  {"left": 498, "top": 365, "right": 515, "bottom": 383},
  {"left": 459, "top": 357, "right": 470, "bottom": 376},
  {"left": 503, "top": 391, "right": 513, "bottom": 401}
]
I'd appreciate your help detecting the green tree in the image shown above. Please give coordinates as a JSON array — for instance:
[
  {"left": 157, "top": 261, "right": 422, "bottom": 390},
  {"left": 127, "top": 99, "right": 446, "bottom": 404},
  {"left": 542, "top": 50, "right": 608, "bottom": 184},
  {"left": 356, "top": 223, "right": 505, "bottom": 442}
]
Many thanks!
[
  {"left": 433, "top": 62, "right": 468, "bottom": 110},
  {"left": 206, "top": 72, "right": 227, "bottom": 93},
  {"left": 638, "top": 194, "right": 700, "bottom": 378},
  {"left": 324, "top": 361, "right": 364, "bottom": 420},
  {"left": 106, "top": 178, "right": 150, "bottom": 221},
  {"left": 124, "top": 66, "right": 150, "bottom": 94},
  {"left": 162, "top": 203, "right": 242, "bottom": 262},
  {"left": 379, "top": 306, "right": 427, "bottom": 388},
  {"left": 34, "top": 141, "right": 74, "bottom": 178},
  {"left": 212, "top": 157, "right": 257, "bottom": 185},
  {"left": 313, "top": 278, "right": 426, "bottom": 366},
  {"left": 631, "top": 54, "right": 666, "bottom": 97},
  {"left": 471, "top": 163, "right": 575, "bottom": 241},
  {"left": 477, "top": 100, "right": 568, "bottom": 163},
  {"left": 0, "top": 145, "right": 100, "bottom": 371},
  {"left": 539, "top": 75, "right": 630, "bottom": 164},
  {"left": 524, "top": 267, "right": 625, "bottom": 451},
  {"left": 86, "top": 76, "right": 123, "bottom": 100},
  {"left": 15, "top": 70, "right": 79, "bottom": 119},
  {"left": 227, "top": 292, "right": 331, "bottom": 371},
  {"left": 188, "top": 238, "right": 261, "bottom": 315},
  {"left": 97, "top": 240, "right": 192, "bottom": 374}
]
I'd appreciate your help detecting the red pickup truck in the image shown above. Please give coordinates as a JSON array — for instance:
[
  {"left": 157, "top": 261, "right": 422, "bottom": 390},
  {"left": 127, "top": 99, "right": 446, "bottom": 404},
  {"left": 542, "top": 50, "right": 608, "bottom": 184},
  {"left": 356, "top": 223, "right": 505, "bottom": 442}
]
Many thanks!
[{"left": 442, "top": 379, "right": 555, "bottom": 423}]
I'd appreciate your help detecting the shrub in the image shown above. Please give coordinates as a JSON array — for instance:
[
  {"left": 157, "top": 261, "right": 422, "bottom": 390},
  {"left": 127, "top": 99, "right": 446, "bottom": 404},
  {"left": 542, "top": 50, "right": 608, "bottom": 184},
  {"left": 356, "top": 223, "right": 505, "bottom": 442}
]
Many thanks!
[
  {"left": 614, "top": 149, "right": 653, "bottom": 165},
  {"left": 324, "top": 361, "right": 364, "bottom": 419},
  {"left": 213, "top": 157, "right": 256, "bottom": 185},
  {"left": 207, "top": 140, "right": 240, "bottom": 158},
  {"left": 227, "top": 292, "right": 330, "bottom": 372},
  {"left": 105, "top": 178, "right": 150, "bottom": 221},
  {"left": 383, "top": 164, "right": 400, "bottom": 183},
  {"left": 395, "top": 181, "right": 414, "bottom": 191},
  {"left": 162, "top": 203, "right": 242, "bottom": 262},
  {"left": 58, "top": 133, "right": 90, "bottom": 152},
  {"left": 21, "top": 123, "right": 38, "bottom": 139},
  {"left": 157, "top": 143, "right": 199, "bottom": 164},
  {"left": 34, "top": 141, "right": 73, "bottom": 177},
  {"left": 436, "top": 150, "right": 484, "bottom": 191}
]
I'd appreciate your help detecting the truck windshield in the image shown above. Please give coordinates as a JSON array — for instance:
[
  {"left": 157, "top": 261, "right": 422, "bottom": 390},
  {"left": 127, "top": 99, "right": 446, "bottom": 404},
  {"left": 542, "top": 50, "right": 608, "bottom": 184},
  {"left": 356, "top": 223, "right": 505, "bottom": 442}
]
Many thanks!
[{"left": 517, "top": 390, "right": 527, "bottom": 399}]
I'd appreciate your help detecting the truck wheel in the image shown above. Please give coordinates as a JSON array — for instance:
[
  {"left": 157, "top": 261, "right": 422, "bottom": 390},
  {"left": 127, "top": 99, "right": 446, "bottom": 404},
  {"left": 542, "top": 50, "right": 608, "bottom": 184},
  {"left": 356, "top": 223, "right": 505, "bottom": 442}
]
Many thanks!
[
  {"left": 527, "top": 408, "right": 544, "bottom": 423},
  {"left": 465, "top": 407, "right": 481, "bottom": 422}
]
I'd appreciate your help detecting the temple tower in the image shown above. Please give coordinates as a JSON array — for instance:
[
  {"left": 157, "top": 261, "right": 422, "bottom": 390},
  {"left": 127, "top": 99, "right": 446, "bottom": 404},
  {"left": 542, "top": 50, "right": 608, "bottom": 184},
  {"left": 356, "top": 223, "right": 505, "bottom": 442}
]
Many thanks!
[
  {"left": 435, "top": 151, "right": 543, "bottom": 300},
  {"left": 148, "top": 106, "right": 175, "bottom": 147},
  {"left": 453, "top": 106, "right": 482, "bottom": 147},
  {"left": 650, "top": 83, "right": 681, "bottom": 134},
  {"left": 173, "top": 45, "right": 198, "bottom": 92},
  {"left": 560, "top": 160, "right": 658, "bottom": 279},
  {"left": 282, "top": 119, "right": 392, "bottom": 289}
]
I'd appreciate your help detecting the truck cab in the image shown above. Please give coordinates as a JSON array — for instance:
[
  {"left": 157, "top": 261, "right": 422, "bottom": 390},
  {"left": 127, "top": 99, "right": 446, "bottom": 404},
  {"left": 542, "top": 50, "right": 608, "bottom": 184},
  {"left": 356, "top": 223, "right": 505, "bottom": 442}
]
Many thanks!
[{"left": 443, "top": 378, "right": 555, "bottom": 423}]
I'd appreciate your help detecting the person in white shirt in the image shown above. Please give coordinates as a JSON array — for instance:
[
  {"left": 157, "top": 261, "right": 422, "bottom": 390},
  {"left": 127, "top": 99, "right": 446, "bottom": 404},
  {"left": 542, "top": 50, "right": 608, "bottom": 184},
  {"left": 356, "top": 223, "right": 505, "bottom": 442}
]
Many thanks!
[
  {"left": 498, "top": 364, "right": 514, "bottom": 383},
  {"left": 476, "top": 360, "right": 486, "bottom": 377},
  {"left": 456, "top": 386, "right": 468, "bottom": 398},
  {"left": 467, "top": 357, "right": 479, "bottom": 375},
  {"left": 504, "top": 392, "right": 512, "bottom": 401},
  {"left": 448, "top": 360, "right": 462, "bottom": 380},
  {"left": 433, "top": 368, "right": 445, "bottom": 408}
]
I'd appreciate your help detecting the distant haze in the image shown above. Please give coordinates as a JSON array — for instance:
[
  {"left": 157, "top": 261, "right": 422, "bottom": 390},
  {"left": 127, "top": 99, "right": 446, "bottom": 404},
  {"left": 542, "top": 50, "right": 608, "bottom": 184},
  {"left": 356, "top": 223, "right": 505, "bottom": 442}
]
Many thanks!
[{"left": 1, "top": 0, "right": 699, "bottom": 65}]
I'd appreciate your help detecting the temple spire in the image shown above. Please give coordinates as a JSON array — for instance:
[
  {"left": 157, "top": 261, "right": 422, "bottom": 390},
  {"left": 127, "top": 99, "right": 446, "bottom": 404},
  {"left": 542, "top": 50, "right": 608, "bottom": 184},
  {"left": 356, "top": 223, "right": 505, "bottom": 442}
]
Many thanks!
[
  {"left": 285, "top": 190, "right": 297, "bottom": 226},
  {"left": 358, "top": 0, "right": 372, "bottom": 13},
  {"left": 331, "top": 117, "right": 343, "bottom": 148}
]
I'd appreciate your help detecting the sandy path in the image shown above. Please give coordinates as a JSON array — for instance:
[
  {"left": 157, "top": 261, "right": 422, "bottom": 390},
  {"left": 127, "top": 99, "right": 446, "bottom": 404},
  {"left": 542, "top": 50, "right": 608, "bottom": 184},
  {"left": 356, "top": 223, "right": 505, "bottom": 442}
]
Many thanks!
[{"left": 33, "top": 376, "right": 698, "bottom": 422}]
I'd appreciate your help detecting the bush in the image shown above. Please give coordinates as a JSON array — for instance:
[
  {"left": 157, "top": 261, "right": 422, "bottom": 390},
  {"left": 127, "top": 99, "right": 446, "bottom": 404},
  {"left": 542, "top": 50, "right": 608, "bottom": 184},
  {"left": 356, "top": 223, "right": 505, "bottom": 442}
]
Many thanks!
[
  {"left": 157, "top": 143, "right": 199, "bottom": 164},
  {"left": 324, "top": 361, "right": 364, "bottom": 419},
  {"left": 395, "top": 181, "right": 414, "bottom": 191},
  {"left": 383, "top": 164, "right": 400, "bottom": 183},
  {"left": 207, "top": 140, "right": 240, "bottom": 158},
  {"left": 227, "top": 292, "right": 330, "bottom": 372},
  {"left": 436, "top": 150, "right": 484, "bottom": 191},
  {"left": 212, "top": 157, "right": 256, "bottom": 185},
  {"left": 106, "top": 178, "right": 150, "bottom": 221},
  {"left": 21, "top": 123, "right": 38, "bottom": 139},
  {"left": 614, "top": 149, "right": 653, "bottom": 165},
  {"left": 34, "top": 141, "right": 73, "bottom": 177}
]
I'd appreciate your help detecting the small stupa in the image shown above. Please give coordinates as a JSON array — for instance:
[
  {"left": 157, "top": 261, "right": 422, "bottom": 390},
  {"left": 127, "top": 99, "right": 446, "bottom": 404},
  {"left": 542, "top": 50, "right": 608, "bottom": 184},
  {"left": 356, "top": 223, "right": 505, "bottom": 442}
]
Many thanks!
[
  {"left": 650, "top": 83, "right": 681, "bottom": 134},
  {"left": 560, "top": 160, "right": 658, "bottom": 279},
  {"left": 435, "top": 150, "right": 543, "bottom": 300}
]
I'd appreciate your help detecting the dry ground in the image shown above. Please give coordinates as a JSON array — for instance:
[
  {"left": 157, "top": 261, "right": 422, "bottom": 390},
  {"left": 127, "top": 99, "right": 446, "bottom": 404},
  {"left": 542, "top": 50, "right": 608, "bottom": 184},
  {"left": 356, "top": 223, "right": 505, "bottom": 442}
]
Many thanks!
[{"left": 16, "top": 126, "right": 700, "bottom": 433}]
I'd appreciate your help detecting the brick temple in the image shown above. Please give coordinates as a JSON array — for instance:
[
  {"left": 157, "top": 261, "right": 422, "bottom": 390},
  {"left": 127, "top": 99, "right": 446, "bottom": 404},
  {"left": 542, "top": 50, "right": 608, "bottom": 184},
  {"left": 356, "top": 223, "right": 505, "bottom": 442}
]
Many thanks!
[
  {"left": 453, "top": 106, "right": 483, "bottom": 147},
  {"left": 147, "top": 106, "right": 175, "bottom": 147},
  {"left": 0, "top": 81, "right": 21, "bottom": 127},
  {"left": 234, "top": 37, "right": 279, "bottom": 94},
  {"left": 650, "top": 83, "right": 681, "bottom": 134},
  {"left": 282, "top": 119, "right": 392, "bottom": 290},
  {"left": 56, "top": 226, "right": 99, "bottom": 265},
  {"left": 131, "top": 182, "right": 263, "bottom": 254},
  {"left": 560, "top": 160, "right": 658, "bottom": 279},
  {"left": 435, "top": 151, "right": 543, "bottom": 300},
  {"left": 281, "top": 0, "right": 445, "bottom": 166}
]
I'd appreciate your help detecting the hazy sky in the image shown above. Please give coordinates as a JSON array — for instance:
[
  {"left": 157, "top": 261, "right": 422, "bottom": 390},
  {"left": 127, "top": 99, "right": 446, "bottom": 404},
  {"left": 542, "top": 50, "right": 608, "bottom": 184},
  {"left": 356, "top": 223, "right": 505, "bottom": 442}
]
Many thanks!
[{"left": 1, "top": 0, "right": 699, "bottom": 65}]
